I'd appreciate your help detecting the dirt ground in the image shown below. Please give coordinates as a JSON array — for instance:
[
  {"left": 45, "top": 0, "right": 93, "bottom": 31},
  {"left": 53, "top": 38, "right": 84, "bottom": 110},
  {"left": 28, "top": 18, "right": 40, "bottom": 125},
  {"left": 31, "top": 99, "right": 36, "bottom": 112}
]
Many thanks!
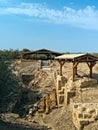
[
  {"left": 0, "top": 120, "right": 48, "bottom": 130},
  {"left": 0, "top": 106, "right": 76, "bottom": 130},
  {"left": 0, "top": 113, "right": 49, "bottom": 130}
]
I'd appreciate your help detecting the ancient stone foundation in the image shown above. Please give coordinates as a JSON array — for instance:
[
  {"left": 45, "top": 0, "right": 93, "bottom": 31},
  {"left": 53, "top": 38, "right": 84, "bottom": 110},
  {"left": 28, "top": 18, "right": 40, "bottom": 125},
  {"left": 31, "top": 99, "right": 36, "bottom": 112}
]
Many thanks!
[
  {"left": 55, "top": 75, "right": 98, "bottom": 130},
  {"left": 26, "top": 73, "right": 98, "bottom": 130},
  {"left": 56, "top": 75, "right": 75, "bottom": 107},
  {"left": 38, "top": 89, "right": 57, "bottom": 114},
  {"left": 56, "top": 75, "right": 67, "bottom": 107},
  {"left": 72, "top": 103, "right": 98, "bottom": 130}
]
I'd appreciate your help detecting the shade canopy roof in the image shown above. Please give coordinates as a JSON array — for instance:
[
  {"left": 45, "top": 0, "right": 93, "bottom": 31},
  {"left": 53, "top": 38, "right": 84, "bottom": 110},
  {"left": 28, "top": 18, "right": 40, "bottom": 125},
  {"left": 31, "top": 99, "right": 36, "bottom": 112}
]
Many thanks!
[
  {"left": 55, "top": 53, "right": 98, "bottom": 62},
  {"left": 23, "top": 48, "right": 62, "bottom": 56},
  {"left": 21, "top": 48, "right": 63, "bottom": 60},
  {"left": 55, "top": 53, "right": 98, "bottom": 81}
]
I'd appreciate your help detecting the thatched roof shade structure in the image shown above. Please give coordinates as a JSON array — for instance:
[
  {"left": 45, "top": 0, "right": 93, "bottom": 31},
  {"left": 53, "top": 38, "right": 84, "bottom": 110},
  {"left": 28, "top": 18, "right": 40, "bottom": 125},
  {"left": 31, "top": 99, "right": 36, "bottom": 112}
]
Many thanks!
[
  {"left": 22, "top": 48, "right": 62, "bottom": 60},
  {"left": 55, "top": 53, "right": 98, "bottom": 81}
]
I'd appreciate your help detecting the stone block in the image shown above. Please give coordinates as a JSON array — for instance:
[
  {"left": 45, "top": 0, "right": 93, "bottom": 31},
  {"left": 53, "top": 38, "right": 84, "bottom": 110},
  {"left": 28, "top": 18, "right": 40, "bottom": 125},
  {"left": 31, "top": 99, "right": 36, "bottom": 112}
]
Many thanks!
[
  {"left": 83, "top": 113, "right": 91, "bottom": 118},
  {"left": 78, "top": 106, "right": 86, "bottom": 112},
  {"left": 59, "top": 88, "right": 65, "bottom": 94},
  {"left": 74, "top": 104, "right": 78, "bottom": 108},
  {"left": 38, "top": 108, "right": 45, "bottom": 113},
  {"left": 79, "top": 119, "right": 89, "bottom": 125},
  {"left": 86, "top": 107, "right": 95, "bottom": 114},
  {"left": 79, "top": 78, "right": 97, "bottom": 88},
  {"left": 78, "top": 113, "right": 83, "bottom": 118},
  {"left": 57, "top": 75, "right": 66, "bottom": 90},
  {"left": 50, "top": 92, "right": 55, "bottom": 99},
  {"left": 88, "top": 119, "right": 94, "bottom": 123},
  {"left": 57, "top": 80, "right": 62, "bottom": 90},
  {"left": 38, "top": 99, "right": 45, "bottom": 113},
  {"left": 96, "top": 109, "right": 98, "bottom": 116},
  {"left": 66, "top": 91, "right": 76, "bottom": 105},
  {"left": 95, "top": 115, "right": 98, "bottom": 120},
  {"left": 59, "top": 95, "right": 64, "bottom": 104}
]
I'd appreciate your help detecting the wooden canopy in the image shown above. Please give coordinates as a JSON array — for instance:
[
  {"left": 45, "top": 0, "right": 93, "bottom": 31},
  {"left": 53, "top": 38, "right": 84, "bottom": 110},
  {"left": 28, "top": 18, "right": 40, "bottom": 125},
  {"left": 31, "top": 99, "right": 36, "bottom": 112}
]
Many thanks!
[
  {"left": 55, "top": 53, "right": 98, "bottom": 81},
  {"left": 22, "top": 48, "right": 62, "bottom": 60}
]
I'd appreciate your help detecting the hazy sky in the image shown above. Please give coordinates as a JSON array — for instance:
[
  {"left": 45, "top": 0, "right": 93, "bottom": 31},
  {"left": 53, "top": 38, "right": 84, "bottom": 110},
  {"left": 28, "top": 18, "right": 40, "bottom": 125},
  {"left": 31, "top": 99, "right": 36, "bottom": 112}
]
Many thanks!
[{"left": 0, "top": 0, "right": 98, "bottom": 52}]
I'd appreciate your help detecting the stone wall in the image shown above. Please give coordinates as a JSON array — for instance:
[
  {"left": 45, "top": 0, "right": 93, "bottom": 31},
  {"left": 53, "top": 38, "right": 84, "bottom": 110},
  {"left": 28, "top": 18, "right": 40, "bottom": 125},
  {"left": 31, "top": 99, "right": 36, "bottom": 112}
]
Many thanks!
[
  {"left": 56, "top": 75, "right": 67, "bottom": 107},
  {"left": 56, "top": 75, "right": 76, "bottom": 107},
  {"left": 72, "top": 103, "right": 98, "bottom": 130},
  {"left": 69, "top": 77, "right": 98, "bottom": 130},
  {"left": 74, "top": 77, "right": 97, "bottom": 91},
  {"left": 55, "top": 75, "right": 98, "bottom": 130},
  {"left": 38, "top": 89, "right": 57, "bottom": 114}
]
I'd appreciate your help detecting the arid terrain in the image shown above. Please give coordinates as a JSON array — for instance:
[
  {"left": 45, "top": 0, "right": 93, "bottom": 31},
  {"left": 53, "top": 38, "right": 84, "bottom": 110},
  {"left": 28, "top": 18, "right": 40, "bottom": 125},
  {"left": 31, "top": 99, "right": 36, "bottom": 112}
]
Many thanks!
[{"left": 1, "top": 60, "right": 98, "bottom": 130}]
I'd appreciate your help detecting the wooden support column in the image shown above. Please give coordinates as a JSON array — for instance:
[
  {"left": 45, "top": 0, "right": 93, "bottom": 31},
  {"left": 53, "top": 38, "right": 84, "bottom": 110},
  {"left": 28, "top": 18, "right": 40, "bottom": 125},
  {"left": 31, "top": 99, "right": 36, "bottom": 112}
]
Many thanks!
[
  {"left": 74, "top": 66, "right": 78, "bottom": 75},
  {"left": 58, "top": 60, "right": 65, "bottom": 76},
  {"left": 87, "top": 61, "right": 96, "bottom": 78},
  {"left": 90, "top": 66, "right": 92, "bottom": 78},
  {"left": 73, "top": 62, "right": 79, "bottom": 81}
]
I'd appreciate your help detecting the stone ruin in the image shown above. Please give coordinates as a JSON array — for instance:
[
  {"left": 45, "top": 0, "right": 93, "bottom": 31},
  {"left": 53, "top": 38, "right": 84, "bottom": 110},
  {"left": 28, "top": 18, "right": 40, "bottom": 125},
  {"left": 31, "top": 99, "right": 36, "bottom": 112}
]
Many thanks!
[
  {"left": 72, "top": 103, "right": 98, "bottom": 130},
  {"left": 37, "top": 89, "right": 57, "bottom": 114},
  {"left": 26, "top": 89, "right": 57, "bottom": 120},
  {"left": 55, "top": 74, "right": 98, "bottom": 130},
  {"left": 25, "top": 72, "right": 98, "bottom": 130},
  {"left": 15, "top": 60, "right": 98, "bottom": 130},
  {"left": 56, "top": 75, "right": 75, "bottom": 107}
]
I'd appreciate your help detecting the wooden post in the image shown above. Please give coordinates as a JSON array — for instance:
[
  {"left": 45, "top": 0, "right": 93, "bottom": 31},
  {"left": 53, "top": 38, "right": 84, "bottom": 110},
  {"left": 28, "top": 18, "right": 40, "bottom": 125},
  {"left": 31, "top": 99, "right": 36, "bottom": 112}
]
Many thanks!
[
  {"left": 58, "top": 60, "right": 65, "bottom": 76},
  {"left": 73, "top": 62, "right": 75, "bottom": 81},
  {"left": 74, "top": 66, "right": 78, "bottom": 75},
  {"left": 73, "top": 62, "right": 79, "bottom": 81},
  {"left": 73, "top": 66, "right": 75, "bottom": 81},
  {"left": 87, "top": 61, "right": 96, "bottom": 78},
  {"left": 90, "top": 65, "right": 92, "bottom": 78}
]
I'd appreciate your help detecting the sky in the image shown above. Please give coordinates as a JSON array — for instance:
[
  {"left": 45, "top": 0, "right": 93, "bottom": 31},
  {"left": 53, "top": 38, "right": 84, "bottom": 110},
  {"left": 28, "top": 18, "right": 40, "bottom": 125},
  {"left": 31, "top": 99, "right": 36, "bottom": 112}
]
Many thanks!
[{"left": 0, "top": 0, "right": 98, "bottom": 53}]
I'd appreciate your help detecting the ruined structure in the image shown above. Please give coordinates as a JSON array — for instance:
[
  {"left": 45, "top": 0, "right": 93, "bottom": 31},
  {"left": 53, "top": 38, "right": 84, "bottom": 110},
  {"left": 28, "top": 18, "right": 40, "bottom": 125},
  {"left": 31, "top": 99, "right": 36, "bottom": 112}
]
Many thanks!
[
  {"left": 13, "top": 53, "right": 98, "bottom": 130},
  {"left": 55, "top": 74, "right": 98, "bottom": 130}
]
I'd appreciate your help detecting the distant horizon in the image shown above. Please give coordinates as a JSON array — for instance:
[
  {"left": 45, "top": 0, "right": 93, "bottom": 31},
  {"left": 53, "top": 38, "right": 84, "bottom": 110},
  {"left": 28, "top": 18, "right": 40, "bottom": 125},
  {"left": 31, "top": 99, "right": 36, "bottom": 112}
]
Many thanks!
[
  {"left": 0, "top": 47, "right": 98, "bottom": 54},
  {"left": 0, "top": 0, "right": 98, "bottom": 52}
]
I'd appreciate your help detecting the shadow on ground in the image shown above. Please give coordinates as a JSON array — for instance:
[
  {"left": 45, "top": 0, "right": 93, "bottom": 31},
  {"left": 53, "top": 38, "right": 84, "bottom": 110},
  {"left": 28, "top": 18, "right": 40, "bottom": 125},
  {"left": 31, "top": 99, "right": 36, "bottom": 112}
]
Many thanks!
[{"left": 0, "top": 120, "right": 48, "bottom": 130}]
